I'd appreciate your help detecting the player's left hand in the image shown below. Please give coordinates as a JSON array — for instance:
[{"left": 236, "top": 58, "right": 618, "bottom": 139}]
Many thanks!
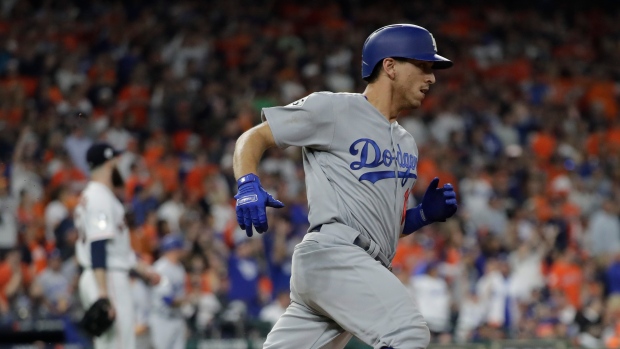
[
  {"left": 420, "top": 177, "right": 458, "bottom": 222},
  {"left": 234, "top": 173, "right": 285, "bottom": 237}
]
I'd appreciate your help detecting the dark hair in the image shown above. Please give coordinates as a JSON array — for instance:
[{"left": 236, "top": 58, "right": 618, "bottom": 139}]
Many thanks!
[{"left": 364, "top": 57, "right": 408, "bottom": 83}]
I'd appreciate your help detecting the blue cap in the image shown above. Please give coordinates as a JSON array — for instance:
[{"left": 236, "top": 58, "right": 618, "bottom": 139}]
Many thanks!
[{"left": 160, "top": 234, "right": 184, "bottom": 253}]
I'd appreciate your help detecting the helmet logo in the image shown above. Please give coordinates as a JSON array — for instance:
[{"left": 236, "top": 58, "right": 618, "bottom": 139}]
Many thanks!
[{"left": 430, "top": 34, "right": 438, "bottom": 52}]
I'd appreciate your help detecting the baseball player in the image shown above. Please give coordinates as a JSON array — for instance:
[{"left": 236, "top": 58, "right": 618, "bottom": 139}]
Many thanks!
[
  {"left": 75, "top": 142, "right": 159, "bottom": 349},
  {"left": 233, "top": 24, "right": 458, "bottom": 349},
  {"left": 149, "top": 234, "right": 188, "bottom": 349}
]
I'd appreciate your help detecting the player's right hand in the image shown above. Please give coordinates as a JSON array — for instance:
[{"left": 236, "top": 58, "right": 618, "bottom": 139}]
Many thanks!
[
  {"left": 234, "top": 173, "right": 284, "bottom": 237},
  {"left": 98, "top": 297, "right": 116, "bottom": 321}
]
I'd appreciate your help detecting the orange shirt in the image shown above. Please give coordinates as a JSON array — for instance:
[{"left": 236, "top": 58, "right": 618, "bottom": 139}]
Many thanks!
[
  {"left": 530, "top": 132, "right": 556, "bottom": 162},
  {"left": 415, "top": 158, "right": 438, "bottom": 186},
  {"left": 186, "top": 271, "right": 219, "bottom": 294},
  {"left": 118, "top": 84, "right": 149, "bottom": 127},
  {"left": 49, "top": 167, "right": 86, "bottom": 189},
  {"left": 0, "top": 107, "right": 24, "bottom": 128},
  {"left": 586, "top": 132, "right": 606, "bottom": 156},
  {"left": 152, "top": 161, "right": 179, "bottom": 194},
  {"left": 185, "top": 164, "right": 218, "bottom": 199},
  {"left": 584, "top": 80, "right": 618, "bottom": 120},
  {"left": 130, "top": 227, "right": 154, "bottom": 264},
  {"left": 548, "top": 261, "right": 583, "bottom": 308},
  {"left": 143, "top": 145, "right": 165, "bottom": 168},
  {"left": 29, "top": 242, "right": 48, "bottom": 275},
  {"left": 142, "top": 223, "right": 159, "bottom": 253},
  {"left": 607, "top": 127, "right": 620, "bottom": 153},
  {"left": 0, "top": 262, "right": 33, "bottom": 304},
  {"left": 392, "top": 242, "right": 424, "bottom": 273}
]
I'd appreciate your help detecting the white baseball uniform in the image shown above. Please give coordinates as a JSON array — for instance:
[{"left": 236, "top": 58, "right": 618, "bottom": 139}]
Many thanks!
[
  {"left": 75, "top": 181, "right": 136, "bottom": 349},
  {"left": 149, "top": 257, "right": 187, "bottom": 349}
]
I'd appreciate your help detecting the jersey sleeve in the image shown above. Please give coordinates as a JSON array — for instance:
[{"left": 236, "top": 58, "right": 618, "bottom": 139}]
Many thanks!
[
  {"left": 261, "top": 92, "right": 336, "bottom": 150},
  {"left": 82, "top": 195, "right": 116, "bottom": 241}
]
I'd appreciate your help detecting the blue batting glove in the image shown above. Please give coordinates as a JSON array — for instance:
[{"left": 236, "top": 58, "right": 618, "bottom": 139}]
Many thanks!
[
  {"left": 234, "top": 173, "right": 285, "bottom": 237},
  {"left": 403, "top": 177, "right": 458, "bottom": 235}
]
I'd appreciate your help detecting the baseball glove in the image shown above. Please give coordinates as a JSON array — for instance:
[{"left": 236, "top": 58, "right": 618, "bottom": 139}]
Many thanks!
[{"left": 80, "top": 298, "right": 115, "bottom": 337}]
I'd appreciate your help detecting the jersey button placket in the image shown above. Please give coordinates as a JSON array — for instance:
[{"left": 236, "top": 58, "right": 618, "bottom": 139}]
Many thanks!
[{"left": 389, "top": 123, "right": 400, "bottom": 241}]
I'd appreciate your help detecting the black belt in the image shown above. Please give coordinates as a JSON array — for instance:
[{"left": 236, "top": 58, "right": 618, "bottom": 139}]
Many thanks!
[{"left": 310, "top": 225, "right": 392, "bottom": 271}]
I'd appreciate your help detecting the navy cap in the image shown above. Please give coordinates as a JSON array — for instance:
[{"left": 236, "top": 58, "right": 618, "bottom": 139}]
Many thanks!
[{"left": 86, "top": 143, "right": 122, "bottom": 170}]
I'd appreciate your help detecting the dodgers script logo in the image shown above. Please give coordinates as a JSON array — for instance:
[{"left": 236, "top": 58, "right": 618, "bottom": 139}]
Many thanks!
[{"left": 349, "top": 138, "right": 418, "bottom": 186}]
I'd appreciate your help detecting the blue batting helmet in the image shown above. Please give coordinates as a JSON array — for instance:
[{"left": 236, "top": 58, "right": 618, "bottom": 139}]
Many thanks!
[
  {"left": 160, "top": 234, "right": 184, "bottom": 253},
  {"left": 361, "top": 24, "right": 453, "bottom": 80}
]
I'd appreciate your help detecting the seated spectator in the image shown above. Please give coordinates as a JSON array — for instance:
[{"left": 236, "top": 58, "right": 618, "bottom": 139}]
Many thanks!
[
  {"left": 0, "top": 248, "right": 33, "bottom": 320},
  {"left": 30, "top": 249, "right": 72, "bottom": 316},
  {"left": 259, "top": 290, "right": 290, "bottom": 326}
]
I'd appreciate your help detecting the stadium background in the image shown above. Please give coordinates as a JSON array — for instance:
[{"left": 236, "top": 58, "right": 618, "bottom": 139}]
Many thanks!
[{"left": 0, "top": 0, "right": 619, "bottom": 348}]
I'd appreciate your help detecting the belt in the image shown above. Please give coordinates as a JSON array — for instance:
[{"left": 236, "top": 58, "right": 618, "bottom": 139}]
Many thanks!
[{"left": 311, "top": 225, "right": 392, "bottom": 271}]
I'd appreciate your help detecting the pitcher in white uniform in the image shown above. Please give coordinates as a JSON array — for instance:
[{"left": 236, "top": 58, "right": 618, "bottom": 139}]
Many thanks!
[
  {"left": 75, "top": 142, "right": 159, "bottom": 349},
  {"left": 232, "top": 24, "right": 458, "bottom": 349}
]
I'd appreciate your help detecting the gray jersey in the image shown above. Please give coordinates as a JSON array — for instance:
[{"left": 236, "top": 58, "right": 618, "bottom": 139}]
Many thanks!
[
  {"left": 262, "top": 92, "right": 418, "bottom": 260},
  {"left": 151, "top": 257, "right": 186, "bottom": 318}
]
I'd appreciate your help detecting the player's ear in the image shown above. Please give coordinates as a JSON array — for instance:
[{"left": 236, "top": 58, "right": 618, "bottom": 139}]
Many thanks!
[{"left": 382, "top": 58, "right": 397, "bottom": 80}]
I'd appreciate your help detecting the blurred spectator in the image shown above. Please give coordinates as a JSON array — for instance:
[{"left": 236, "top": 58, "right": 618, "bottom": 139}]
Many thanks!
[
  {"left": 507, "top": 234, "right": 547, "bottom": 302},
  {"left": 157, "top": 189, "right": 186, "bottom": 233},
  {"left": 586, "top": 198, "right": 620, "bottom": 257},
  {"left": 44, "top": 186, "right": 70, "bottom": 242},
  {"left": 0, "top": 248, "right": 32, "bottom": 320},
  {"left": 0, "top": 175, "right": 18, "bottom": 252},
  {"left": 410, "top": 262, "right": 452, "bottom": 338},
  {"left": 259, "top": 290, "right": 290, "bottom": 326},
  {"left": 186, "top": 254, "right": 221, "bottom": 333},
  {"left": 476, "top": 258, "right": 515, "bottom": 335},
  {"left": 607, "top": 254, "right": 620, "bottom": 295},
  {"left": 10, "top": 127, "right": 43, "bottom": 203},
  {"left": 63, "top": 124, "right": 92, "bottom": 176},
  {"left": 548, "top": 249, "right": 583, "bottom": 309},
  {"left": 227, "top": 232, "right": 261, "bottom": 318},
  {"left": 30, "top": 249, "right": 72, "bottom": 316},
  {"left": 262, "top": 214, "right": 295, "bottom": 298},
  {"left": 455, "top": 289, "right": 486, "bottom": 343}
]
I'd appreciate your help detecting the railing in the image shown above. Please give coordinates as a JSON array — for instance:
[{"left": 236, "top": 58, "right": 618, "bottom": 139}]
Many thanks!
[{"left": 0, "top": 318, "right": 594, "bottom": 349}]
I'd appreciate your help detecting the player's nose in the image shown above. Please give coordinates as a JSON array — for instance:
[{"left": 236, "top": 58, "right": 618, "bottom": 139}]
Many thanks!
[{"left": 426, "top": 72, "right": 436, "bottom": 85}]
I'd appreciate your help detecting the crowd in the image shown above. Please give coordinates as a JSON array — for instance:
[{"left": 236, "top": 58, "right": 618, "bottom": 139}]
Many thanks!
[{"left": 0, "top": 0, "right": 619, "bottom": 347}]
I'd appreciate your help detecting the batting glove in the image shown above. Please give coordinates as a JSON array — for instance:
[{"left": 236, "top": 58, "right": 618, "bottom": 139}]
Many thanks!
[
  {"left": 403, "top": 177, "right": 458, "bottom": 235},
  {"left": 234, "top": 173, "right": 285, "bottom": 237}
]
